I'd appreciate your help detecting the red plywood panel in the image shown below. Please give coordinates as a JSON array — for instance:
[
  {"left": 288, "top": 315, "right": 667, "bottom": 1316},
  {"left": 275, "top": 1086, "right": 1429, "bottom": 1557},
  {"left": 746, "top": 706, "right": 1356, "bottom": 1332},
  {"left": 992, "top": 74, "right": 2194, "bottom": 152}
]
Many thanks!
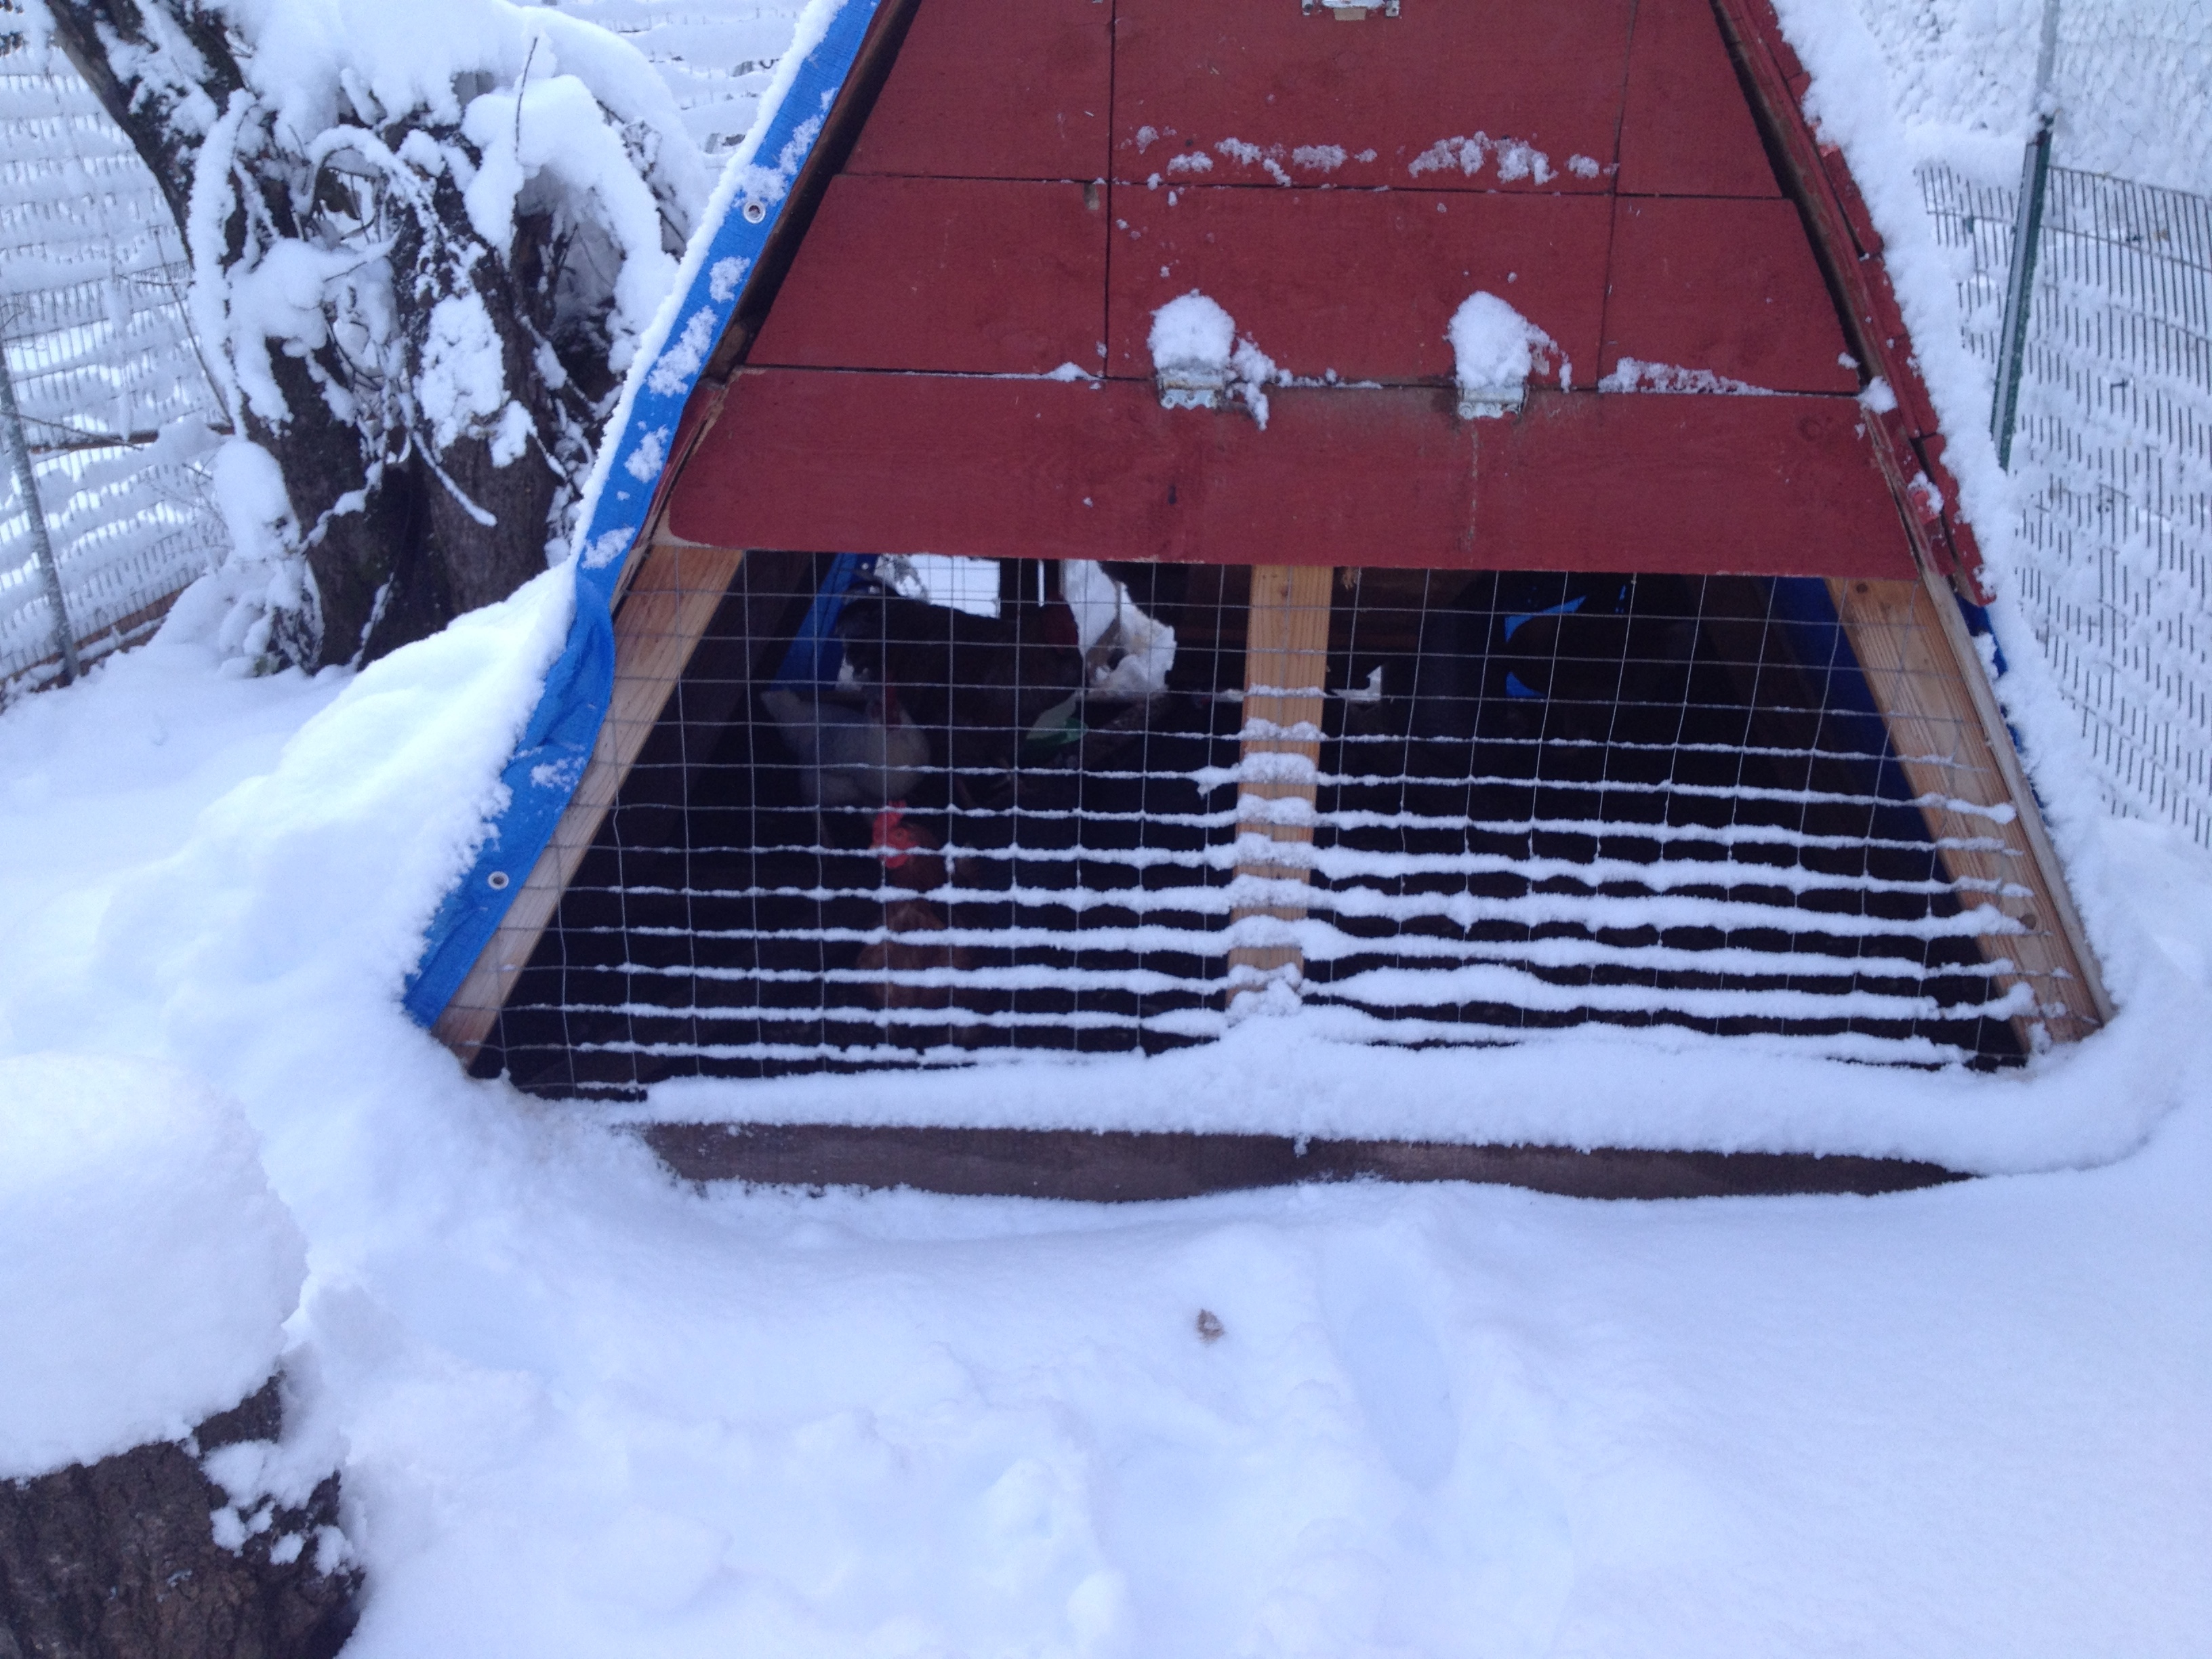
[
  {"left": 1602, "top": 198, "right": 1858, "bottom": 393},
  {"left": 1471, "top": 392, "right": 1911, "bottom": 575},
  {"left": 844, "top": 0, "right": 1110, "bottom": 179},
  {"left": 671, "top": 371, "right": 1914, "bottom": 578},
  {"left": 747, "top": 176, "right": 1107, "bottom": 375},
  {"left": 1107, "top": 188, "right": 1610, "bottom": 386},
  {"left": 674, "top": 373, "right": 1467, "bottom": 565},
  {"left": 1616, "top": 0, "right": 1780, "bottom": 197},
  {"left": 1111, "top": 0, "right": 1631, "bottom": 192}
]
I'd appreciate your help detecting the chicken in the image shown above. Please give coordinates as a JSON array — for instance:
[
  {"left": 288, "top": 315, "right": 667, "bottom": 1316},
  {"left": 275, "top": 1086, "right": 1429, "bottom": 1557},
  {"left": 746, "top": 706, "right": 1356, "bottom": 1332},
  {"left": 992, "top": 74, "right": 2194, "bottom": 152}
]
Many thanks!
[
  {"left": 855, "top": 899, "right": 975, "bottom": 1017},
  {"left": 832, "top": 590, "right": 1084, "bottom": 792},
  {"left": 758, "top": 686, "right": 930, "bottom": 808}
]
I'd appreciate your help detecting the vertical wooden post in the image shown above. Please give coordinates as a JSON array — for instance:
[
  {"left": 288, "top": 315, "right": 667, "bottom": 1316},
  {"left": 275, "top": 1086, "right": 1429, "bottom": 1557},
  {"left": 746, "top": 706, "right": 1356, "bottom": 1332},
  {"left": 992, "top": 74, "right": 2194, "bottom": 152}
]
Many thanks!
[
  {"left": 433, "top": 539, "right": 747, "bottom": 1065},
  {"left": 1827, "top": 571, "right": 2110, "bottom": 1048},
  {"left": 1228, "top": 565, "right": 1334, "bottom": 1003}
]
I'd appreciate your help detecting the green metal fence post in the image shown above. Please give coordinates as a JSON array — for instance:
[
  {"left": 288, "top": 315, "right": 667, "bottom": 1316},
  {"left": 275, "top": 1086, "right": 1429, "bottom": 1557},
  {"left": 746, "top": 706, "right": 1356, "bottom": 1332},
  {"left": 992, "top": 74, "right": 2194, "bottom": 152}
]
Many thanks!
[
  {"left": 0, "top": 337, "right": 79, "bottom": 685},
  {"left": 1990, "top": 0, "right": 2063, "bottom": 471}
]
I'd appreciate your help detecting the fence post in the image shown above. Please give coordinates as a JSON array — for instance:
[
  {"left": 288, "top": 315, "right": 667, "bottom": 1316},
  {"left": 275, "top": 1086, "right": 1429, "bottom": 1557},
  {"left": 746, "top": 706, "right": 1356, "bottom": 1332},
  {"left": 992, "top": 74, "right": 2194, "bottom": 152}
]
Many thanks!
[
  {"left": 0, "top": 337, "right": 80, "bottom": 684},
  {"left": 1990, "top": 0, "right": 2063, "bottom": 470}
]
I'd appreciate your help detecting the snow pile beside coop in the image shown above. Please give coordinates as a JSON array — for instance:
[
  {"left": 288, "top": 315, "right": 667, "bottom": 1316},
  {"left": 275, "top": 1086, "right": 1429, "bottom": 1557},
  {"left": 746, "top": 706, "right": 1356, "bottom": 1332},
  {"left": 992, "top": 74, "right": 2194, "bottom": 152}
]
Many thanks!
[{"left": 0, "top": 1052, "right": 306, "bottom": 1478}]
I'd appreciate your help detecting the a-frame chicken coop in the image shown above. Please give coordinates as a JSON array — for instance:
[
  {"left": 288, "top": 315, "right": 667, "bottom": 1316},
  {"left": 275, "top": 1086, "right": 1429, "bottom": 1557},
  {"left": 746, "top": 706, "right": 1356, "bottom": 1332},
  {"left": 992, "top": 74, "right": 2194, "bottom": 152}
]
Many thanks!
[{"left": 406, "top": 0, "right": 2109, "bottom": 1124}]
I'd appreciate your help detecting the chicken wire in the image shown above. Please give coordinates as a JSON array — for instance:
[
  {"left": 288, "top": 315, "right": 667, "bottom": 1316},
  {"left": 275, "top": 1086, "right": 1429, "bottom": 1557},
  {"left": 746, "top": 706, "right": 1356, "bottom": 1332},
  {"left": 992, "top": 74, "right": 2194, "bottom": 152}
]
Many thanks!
[{"left": 1921, "top": 160, "right": 2212, "bottom": 844}]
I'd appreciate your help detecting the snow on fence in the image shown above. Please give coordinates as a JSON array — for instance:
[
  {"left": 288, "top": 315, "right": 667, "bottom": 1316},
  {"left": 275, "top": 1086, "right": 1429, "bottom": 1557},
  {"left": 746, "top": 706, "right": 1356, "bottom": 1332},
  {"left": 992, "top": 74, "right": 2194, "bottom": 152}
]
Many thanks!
[
  {"left": 0, "top": 0, "right": 804, "bottom": 694},
  {"left": 536, "top": 0, "right": 801, "bottom": 154},
  {"left": 0, "top": 35, "right": 230, "bottom": 691},
  {"left": 1921, "top": 162, "right": 2212, "bottom": 845},
  {"left": 1856, "top": 0, "right": 2212, "bottom": 198}
]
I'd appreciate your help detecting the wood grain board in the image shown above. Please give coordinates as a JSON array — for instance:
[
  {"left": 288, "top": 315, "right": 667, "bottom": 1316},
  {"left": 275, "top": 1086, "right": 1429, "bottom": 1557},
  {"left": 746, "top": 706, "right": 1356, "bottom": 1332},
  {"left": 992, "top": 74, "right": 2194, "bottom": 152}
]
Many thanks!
[
  {"left": 1229, "top": 564, "right": 1334, "bottom": 998},
  {"left": 1601, "top": 197, "right": 1860, "bottom": 392},
  {"left": 1616, "top": 0, "right": 1781, "bottom": 197},
  {"left": 432, "top": 541, "right": 747, "bottom": 1064},
  {"left": 844, "top": 0, "right": 1110, "bottom": 180}
]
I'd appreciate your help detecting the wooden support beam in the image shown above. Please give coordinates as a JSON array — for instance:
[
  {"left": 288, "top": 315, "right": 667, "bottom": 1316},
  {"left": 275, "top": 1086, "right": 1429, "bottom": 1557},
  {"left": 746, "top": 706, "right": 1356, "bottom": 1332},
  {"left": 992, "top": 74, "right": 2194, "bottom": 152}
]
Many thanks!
[
  {"left": 1828, "top": 570, "right": 2111, "bottom": 1048},
  {"left": 1228, "top": 564, "right": 1334, "bottom": 1002},
  {"left": 433, "top": 541, "right": 747, "bottom": 1065}
]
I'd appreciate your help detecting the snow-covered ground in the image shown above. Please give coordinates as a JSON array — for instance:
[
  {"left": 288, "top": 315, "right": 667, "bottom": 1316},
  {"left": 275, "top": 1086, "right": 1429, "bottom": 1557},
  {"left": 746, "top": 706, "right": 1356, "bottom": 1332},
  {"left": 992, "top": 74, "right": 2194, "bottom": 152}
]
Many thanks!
[
  {"left": 1, "top": 512, "right": 2207, "bottom": 1656},
  {"left": 3, "top": 0, "right": 2210, "bottom": 1651}
]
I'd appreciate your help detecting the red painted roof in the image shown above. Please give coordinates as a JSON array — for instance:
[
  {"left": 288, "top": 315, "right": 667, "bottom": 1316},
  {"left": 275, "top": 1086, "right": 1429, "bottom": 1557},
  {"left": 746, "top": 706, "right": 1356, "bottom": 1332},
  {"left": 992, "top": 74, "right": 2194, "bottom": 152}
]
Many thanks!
[{"left": 667, "top": 0, "right": 1977, "bottom": 586}]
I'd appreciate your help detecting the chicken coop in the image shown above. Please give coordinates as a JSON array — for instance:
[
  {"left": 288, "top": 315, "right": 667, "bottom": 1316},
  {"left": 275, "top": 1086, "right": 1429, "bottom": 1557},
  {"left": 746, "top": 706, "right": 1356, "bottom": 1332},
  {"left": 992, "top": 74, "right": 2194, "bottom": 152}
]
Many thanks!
[{"left": 408, "top": 0, "right": 2108, "bottom": 1120}]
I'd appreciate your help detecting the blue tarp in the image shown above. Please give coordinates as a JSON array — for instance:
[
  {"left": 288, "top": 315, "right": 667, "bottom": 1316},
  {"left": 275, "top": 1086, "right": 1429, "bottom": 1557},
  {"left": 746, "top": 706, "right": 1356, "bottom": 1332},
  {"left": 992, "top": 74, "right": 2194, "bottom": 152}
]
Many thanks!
[{"left": 403, "top": 0, "right": 884, "bottom": 1027}]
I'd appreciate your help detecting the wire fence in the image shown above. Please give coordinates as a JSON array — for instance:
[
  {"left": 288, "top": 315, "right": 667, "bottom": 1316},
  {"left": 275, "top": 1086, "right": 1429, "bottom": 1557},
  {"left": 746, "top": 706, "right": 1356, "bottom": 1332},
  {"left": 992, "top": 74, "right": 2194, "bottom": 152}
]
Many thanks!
[
  {"left": 1922, "top": 161, "right": 2212, "bottom": 844},
  {"left": 538, "top": 0, "right": 800, "bottom": 154},
  {"left": 0, "top": 31, "right": 230, "bottom": 691},
  {"left": 1857, "top": 0, "right": 2211, "bottom": 197},
  {"left": 0, "top": 0, "right": 800, "bottom": 695}
]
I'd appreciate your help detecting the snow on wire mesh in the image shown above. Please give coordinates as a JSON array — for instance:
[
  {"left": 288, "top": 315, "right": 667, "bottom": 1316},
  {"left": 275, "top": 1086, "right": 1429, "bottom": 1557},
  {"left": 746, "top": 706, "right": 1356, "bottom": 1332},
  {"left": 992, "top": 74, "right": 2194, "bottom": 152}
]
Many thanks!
[
  {"left": 0, "top": 34, "right": 230, "bottom": 689},
  {"left": 1849, "top": 0, "right": 2211, "bottom": 197},
  {"left": 536, "top": 0, "right": 804, "bottom": 154},
  {"left": 1921, "top": 161, "right": 2212, "bottom": 846},
  {"left": 468, "top": 557, "right": 2047, "bottom": 1095}
]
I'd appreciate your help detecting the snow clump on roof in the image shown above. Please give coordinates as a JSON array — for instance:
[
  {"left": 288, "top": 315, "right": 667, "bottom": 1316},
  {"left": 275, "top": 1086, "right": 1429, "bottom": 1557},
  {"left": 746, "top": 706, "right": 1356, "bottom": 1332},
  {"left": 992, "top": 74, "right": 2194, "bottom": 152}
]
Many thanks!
[
  {"left": 1448, "top": 291, "right": 1567, "bottom": 417},
  {"left": 1148, "top": 292, "right": 1284, "bottom": 428}
]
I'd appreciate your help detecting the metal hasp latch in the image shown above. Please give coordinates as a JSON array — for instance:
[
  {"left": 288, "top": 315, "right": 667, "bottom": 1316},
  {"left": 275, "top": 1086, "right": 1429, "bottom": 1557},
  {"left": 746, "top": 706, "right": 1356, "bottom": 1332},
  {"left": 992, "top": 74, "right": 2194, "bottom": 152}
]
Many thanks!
[{"left": 1302, "top": 0, "right": 1398, "bottom": 15}]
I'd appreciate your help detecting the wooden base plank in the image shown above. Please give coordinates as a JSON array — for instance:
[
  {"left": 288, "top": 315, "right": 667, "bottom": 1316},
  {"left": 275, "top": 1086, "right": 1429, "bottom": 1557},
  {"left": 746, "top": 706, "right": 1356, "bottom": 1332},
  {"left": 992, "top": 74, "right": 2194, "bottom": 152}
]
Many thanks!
[
  {"left": 642, "top": 1120, "right": 1966, "bottom": 1202},
  {"left": 433, "top": 541, "right": 747, "bottom": 1064},
  {"left": 1229, "top": 564, "right": 1334, "bottom": 999},
  {"left": 1828, "top": 572, "right": 2111, "bottom": 1048}
]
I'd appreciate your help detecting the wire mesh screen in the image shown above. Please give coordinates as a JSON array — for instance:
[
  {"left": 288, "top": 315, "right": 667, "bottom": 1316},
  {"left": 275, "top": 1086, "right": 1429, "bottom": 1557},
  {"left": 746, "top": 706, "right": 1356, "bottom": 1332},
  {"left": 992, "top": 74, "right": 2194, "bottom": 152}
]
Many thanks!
[
  {"left": 473, "top": 553, "right": 2060, "bottom": 1098},
  {"left": 0, "top": 34, "right": 228, "bottom": 687},
  {"left": 1922, "top": 162, "right": 2212, "bottom": 843}
]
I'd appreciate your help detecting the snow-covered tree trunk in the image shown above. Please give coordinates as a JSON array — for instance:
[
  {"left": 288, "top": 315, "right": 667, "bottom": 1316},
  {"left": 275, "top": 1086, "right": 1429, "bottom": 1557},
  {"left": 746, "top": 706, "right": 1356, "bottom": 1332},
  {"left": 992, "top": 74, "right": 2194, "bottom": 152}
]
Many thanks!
[{"left": 37, "top": 0, "right": 703, "bottom": 668}]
